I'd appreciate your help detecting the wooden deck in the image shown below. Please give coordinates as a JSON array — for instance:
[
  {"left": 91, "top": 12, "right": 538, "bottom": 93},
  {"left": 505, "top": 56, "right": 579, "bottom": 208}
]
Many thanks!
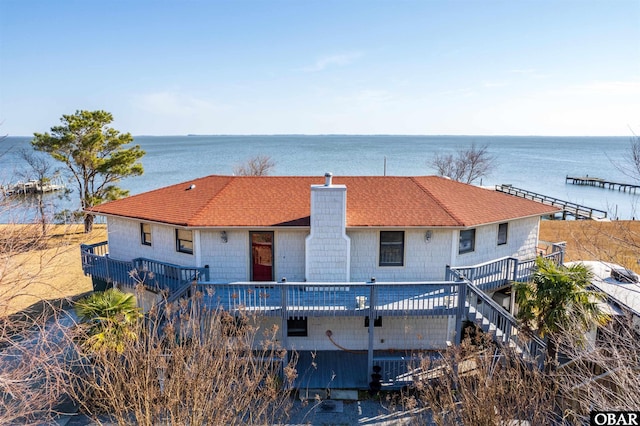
[
  {"left": 495, "top": 184, "right": 607, "bottom": 220},
  {"left": 566, "top": 175, "right": 640, "bottom": 194},
  {"left": 80, "top": 241, "right": 557, "bottom": 388}
]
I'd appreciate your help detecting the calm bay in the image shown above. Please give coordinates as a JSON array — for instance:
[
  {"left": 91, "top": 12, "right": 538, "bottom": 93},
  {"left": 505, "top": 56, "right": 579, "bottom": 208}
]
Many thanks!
[{"left": 2, "top": 135, "right": 638, "bottom": 221}]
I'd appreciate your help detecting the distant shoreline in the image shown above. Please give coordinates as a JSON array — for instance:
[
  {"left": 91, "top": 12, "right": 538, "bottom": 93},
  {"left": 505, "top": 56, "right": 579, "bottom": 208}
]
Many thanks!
[{"left": 6, "top": 134, "right": 627, "bottom": 139}]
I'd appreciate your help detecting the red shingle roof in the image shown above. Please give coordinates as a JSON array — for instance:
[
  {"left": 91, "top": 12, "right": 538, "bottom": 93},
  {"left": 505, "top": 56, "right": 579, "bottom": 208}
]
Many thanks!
[{"left": 88, "top": 175, "right": 559, "bottom": 228}]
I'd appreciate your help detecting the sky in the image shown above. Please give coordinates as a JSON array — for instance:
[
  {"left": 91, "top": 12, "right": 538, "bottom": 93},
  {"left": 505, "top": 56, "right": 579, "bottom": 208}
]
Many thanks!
[{"left": 1, "top": 0, "right": 639, "bottom": 136}]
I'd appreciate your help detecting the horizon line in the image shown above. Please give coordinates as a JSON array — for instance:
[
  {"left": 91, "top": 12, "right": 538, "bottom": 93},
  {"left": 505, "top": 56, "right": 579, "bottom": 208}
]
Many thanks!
[{"left": 6, "top": 133, "right": 629, "bottom": 138}]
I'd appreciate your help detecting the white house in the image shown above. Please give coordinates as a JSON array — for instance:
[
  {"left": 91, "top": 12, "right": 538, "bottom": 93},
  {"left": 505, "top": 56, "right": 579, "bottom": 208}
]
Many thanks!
[{"left": 82, "top": 173, "right": 562, "bottom": 389}]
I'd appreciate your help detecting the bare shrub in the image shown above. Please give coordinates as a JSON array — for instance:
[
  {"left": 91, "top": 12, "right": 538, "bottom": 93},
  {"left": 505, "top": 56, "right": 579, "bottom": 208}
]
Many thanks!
[
  {"left": 610, "top": 132, "right": 640, "bottom": 183},
  {"left": 0, "top": 200, "right": 49, "bottom": 318},
  {"left": 233, "top": 155, "right": 276, "bottom": 176},
  {"left": 0, "top": 224, "right": 47, "bottom": 255},
  {"left": 554, "top": 314, "right": 640, "bottom": 423},
  {"left": 0, "top": 178, "right": 85, "bottom": 424},
  {"left": 401, "top": 332, "right": 558, "bottom": 426},
  {"left": 71, "top": 289, "right": 297, "bottom": 425},
  {"left": 0, "top": 304, "right": 80, "bottom": 425},
  {"left": 398, "top": 317, "right": 640, "bottom": 425},
  {"left": 16, "top": 149, "right": 63, "bottom": 235},
  {"left": 430, "top": 143, "right": 496, "bottom": 184}
]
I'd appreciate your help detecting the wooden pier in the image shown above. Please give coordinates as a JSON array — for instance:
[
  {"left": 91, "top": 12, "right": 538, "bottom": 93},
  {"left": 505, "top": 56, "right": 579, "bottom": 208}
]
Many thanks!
[
  {"left": 495, "top": 184, "right": 607, "bottom": 220},
  {"left": 566, "top": 176, "right": 640, "bottom": 194},
  {"left": 1, "top": 180, "right": 65, "bottom": 196}
]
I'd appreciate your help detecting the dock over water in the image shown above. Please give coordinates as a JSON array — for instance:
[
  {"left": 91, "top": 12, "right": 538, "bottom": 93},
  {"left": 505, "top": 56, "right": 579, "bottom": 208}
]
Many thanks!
[
  {"left": 1, "top": 180, "right": 65, "bottom": 196},
  {"left": 495, "top": 184, "right": 607, "bottom": 220},
  {"left": 565, "top": 176, "right": 640, "bottom": 194}
]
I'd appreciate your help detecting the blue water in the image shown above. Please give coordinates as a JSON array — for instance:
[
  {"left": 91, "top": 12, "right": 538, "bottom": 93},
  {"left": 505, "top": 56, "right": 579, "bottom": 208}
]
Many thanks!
[{"left": 2, "top": 135, "right": 638, "bottom": 221}]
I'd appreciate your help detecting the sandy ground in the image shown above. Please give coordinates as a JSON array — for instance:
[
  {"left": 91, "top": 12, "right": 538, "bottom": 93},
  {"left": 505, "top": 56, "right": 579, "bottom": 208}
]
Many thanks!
[
  {"left": 1, "top": 224, "right": 107, "bottom": 316},
  {"left": 2, "top": 219, "right": 638, "bottom": 317}
]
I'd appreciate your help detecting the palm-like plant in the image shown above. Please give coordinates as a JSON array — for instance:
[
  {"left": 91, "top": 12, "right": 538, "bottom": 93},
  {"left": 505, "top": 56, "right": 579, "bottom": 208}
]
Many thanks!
[
  {"left": 514, "top": 257, "right": 609, "bottom": 369},
  {"left": 75, "top": 288, "right": 142, "bottom": 354}
]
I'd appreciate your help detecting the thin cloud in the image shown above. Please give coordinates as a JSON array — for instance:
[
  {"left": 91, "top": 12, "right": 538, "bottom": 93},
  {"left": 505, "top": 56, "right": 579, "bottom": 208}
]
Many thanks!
[
  {"left": 131, "top": 91, "right": 224, "bottom": 117},
  {"left": 435, "top": 87, "right": 477, "bottom": 98},
  {"left": 337, "top": 89, "right": 394, "bottom": 104},
  {"left": 568, "top": 80, "right": 640, "bottom": 96},
  {"left": 483, "top": 81, "right": 510, "bottom": 88},
  {"left": 507, "top": 69, "right": 549, "bottom": 80},
  {"left": 507, "top": 69, "right": 537, "bottom": 75},
  {"left": 300, "top": 52, "right": 363, "bottom": 72},
  {"left": 532, "top": 80, "right": 640, "bottom": 99}
]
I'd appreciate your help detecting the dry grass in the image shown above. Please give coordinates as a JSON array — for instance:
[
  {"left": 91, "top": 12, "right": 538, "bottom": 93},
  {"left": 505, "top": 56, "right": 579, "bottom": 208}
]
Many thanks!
[
  {"left": 0, "top": 224, "right": 106, "bottom": 316},
  {"left": 539, "top": 219, "right": 640, "bottom": 272}
]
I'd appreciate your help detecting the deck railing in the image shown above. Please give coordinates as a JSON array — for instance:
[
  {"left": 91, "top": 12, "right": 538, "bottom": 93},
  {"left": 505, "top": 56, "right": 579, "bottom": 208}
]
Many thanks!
[
  {"left": 446, "top": 267, "right": 547, "bottom": 367},
  {"left": 193, "top": 280, "right": 460, "bottom": 318},
  {"left": 80, "top": 242, "right": 209, "bottom": 293},
  {"left": 449, "top": 256, "right": 516, "bottom": 292},
  {"left": 372, "top": 355, "right": 424, "bottom": 388},
  {"left": 448, "top": 245, "right": 566, "bottom": 290}
]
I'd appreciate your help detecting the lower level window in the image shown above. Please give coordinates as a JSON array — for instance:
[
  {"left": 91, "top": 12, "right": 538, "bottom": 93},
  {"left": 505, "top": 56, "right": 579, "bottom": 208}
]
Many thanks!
[
  {"left": 287, "top": 317, "right": 308, "bottom": 337},
  {"left": 364, "top": 316, "right": 382, "bottom": 327},
  {"left": 176, "top": 229, "right": 193, "bottom": 254}
]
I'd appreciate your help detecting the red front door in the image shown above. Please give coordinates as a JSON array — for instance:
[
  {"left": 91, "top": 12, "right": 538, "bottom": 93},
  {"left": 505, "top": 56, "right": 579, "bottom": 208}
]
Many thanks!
[{"left": 251, "top": 232, "right": 273, "bottom": 281}]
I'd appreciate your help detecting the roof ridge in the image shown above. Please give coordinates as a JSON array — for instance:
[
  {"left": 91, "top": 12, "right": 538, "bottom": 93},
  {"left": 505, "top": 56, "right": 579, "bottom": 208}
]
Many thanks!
[
  {"left": 409, "top": 176, "right": 466, "bottom": 226},
  {"left": 187, "top": 175, "right": 236, "bottom": 226}
]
